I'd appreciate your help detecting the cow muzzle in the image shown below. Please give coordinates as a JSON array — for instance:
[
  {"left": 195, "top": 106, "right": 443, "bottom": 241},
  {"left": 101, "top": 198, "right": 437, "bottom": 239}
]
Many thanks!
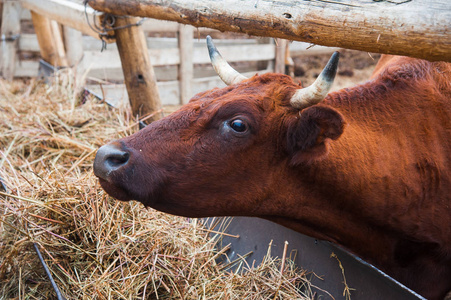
[{"left": 93, "top": 143, "right": 130, "bottom": 181}]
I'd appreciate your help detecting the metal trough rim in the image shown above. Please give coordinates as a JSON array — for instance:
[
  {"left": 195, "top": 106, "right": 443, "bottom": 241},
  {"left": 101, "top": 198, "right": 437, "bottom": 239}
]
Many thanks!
[{"left": 204, "top": 216, "right": 426, "bottom": 300}]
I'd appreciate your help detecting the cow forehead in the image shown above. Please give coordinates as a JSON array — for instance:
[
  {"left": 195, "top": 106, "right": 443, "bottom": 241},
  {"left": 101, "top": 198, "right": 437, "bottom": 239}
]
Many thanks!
[
  {"left": 149, "top": 73, "right": 301, "bottom": 139},
  {"left": 189, "top": 73, "right": 300, "bottom": 110}
]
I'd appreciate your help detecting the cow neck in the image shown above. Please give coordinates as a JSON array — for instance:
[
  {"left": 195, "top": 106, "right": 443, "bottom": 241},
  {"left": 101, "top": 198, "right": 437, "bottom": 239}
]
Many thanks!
[
  {"left": 262, "top": 82, "right": 433, "bottom": 270},
  {"left": 263, "top": 158, "right": 398, "bottom": 270}
]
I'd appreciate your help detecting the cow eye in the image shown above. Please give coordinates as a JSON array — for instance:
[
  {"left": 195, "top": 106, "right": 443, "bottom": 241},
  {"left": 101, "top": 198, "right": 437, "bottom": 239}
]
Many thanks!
[{"left": 229, "top": 119, "right": 247, "bottom": 133}]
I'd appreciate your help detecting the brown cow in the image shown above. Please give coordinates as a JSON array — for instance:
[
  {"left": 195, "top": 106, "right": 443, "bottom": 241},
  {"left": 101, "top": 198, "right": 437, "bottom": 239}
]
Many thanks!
[{"left": 94, "top": 37, "right": 451, "bottom": 299}]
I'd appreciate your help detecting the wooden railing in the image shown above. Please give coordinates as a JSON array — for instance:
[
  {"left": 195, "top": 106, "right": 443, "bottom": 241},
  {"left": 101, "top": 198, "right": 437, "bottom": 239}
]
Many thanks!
[{"left": 2, "top": 0, "right": 337, "bottom": 109}]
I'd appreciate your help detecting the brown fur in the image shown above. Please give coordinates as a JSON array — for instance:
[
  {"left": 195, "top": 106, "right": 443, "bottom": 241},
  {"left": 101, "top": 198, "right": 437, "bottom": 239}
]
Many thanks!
[{"left": 95, "top": 56, "right": 451, "bottom": 299}]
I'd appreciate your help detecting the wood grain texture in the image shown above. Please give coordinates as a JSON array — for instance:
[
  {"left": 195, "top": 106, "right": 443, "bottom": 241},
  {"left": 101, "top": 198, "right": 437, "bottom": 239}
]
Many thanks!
[
  {"left": 114, "top": 16, "right": 162, "bottom": 121},
  {"left": 30, "top": 12, "right": 68, "bottom": 66},
  {"left": 1, "top": 0, "right": 21, "bottom": 80},
  {"left": 22, "top": 0, "right": 114, "bottom": 42},
  {"left": 87, "top": 0, "right": 451, "bottom": 62},
  {"left": 63, "top": 26, "right": 83, "bottom": 66},
  {"left": 275, "top": 39, "right": 288, "bottom": 74},
  {"left": 178, "top": 25, "right": 193, "bottom": 104}
]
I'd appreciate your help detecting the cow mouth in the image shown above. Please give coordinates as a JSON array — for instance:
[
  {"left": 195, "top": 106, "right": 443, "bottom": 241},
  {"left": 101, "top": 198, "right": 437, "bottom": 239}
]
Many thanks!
[
  {"left": 97, "top": 178, "right": 134, "bottom": 202},
  {"left": 96, "top": 176, "right": 162, "bottom": 209}
]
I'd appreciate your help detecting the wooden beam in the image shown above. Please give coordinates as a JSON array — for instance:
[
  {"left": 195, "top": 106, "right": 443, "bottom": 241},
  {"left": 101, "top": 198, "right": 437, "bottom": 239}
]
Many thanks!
[
  {"left": 30, "top": 12, "right": 68, "bottom": 66},
  {"left": 63, "top": 26, "right": 84, "bottom": 67},
  {"left": 86, "top": 70, "right": 267, "bottom": 107},
  {"left": 63, "top": 25, "right": 85, "bottom": 92},
  {"left": 22, "top": 0, "right": 114, "bottom": 42},
  {"left": 178, "top": 24, "right": 193, "bottom": 105},
  {"left": 114, "top": 16, "right": 162, "bottom": 122},
  {"left": 50, "top": 20, "right": 68, "bottom": 66},
  {"left": 82, "top": 44, "right": 276, "bottom": 70},
  {"left": 274, "top": 39, "right": 288, "bottom": 74},
  {"left": 18, "top": 33, "right": 336, "bottom": 56},
  {"left": 0, "top": 0, "right": 21, "bottom": 80},
  {"left": 87, "top": 0, "right": 451, "bottom": 62},
  {"left": 0, "top": 2, "right": 3, "bottom": 28}
]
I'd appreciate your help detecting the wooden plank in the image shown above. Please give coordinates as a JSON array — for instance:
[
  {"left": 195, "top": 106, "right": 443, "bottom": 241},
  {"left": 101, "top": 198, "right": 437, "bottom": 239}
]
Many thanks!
[
  {"left": 87, "top": 82, "right": 179, "bottom": 107},
  {"left": 83, "top": 47, "right": 179, "bottom": 69},
  {"left": 22, "top": 0, "right": 114, "bottom": 42},
  {"left": 30, "top": 12, "right": 68, "bottom": 66},
  {"left": 80, "top": 42, "right": 277, "bottom": 81},
  {"left": 87, "top": 0, "right": 451, "bottom": 62},
  {"left": 114, "top": 16, "right": 162, "bottom": 121},
  {"left": 194, "top": 44, "right": 275, "bottom": 64},
  {"left": 140, "top": 18, "right": 179, "bottom": 32},
  {"left": 1, "top": 0, "right": 21, "bottom": 80},
  {"left": 18, "top": 33, "right": 39, "bottom": 52},
  {"left": 140, "top": 18, "right": 234, "bottom": 35},
  {"left": 86, "top": 70, "right": 267, "bottom": 107},
  {"left": 14, "top": 51, "right": 293, "bottom": 80},
  {"left": 285, "top": 41, "right": 295, "bottom": 77},
  {"left": 14, "top": 60, "right": 39, "bottom": 77},
  {"left": 274, "top": 39, "right": 287, "bottom": 74},
  {"left": 256, "top": 37, "right": 271, "bottom": 71},
  {"left": 140, "top": 18, "right": 231, "bottom": 34},
  {"left": 178, "top": 24, "right": 193, "bottom": 104},
  {"left": 18, "top": 33, "right": 261, "bottom": 52},
  {"left": 63, "top": 26, "right": 83, "bottom": 66},
  {"left": 20, "top": 5, "right": 31, "bottom": 20},
  {"left": 16, "top": 36, "right": 335, "bottom": 80},
  {"left": 50, "top": 19, "right": 68, "bottom": 66},
  {"left": 63, "top": 25, "right": 85, "bottom": 90},
  {"left": 0, "top": 2, "right": 3, "bottom": 33},
  {"left": 82, "top": 43, "right": 275, "bottom": 72}
]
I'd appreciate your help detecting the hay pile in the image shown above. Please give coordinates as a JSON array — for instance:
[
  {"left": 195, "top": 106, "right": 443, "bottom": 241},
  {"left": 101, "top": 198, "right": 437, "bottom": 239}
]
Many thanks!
[{"left": 0, "top": 71, "right": 320, "bottom": 299}]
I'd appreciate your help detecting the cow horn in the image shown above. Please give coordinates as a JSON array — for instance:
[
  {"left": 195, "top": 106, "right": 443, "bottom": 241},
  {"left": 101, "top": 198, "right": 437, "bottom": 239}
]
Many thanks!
[
  {"left": 207, "top": 35, "right": 248, "bottom": 85},
  {"left": 290, "top": 51, "right": 340, "bottom": 109}
]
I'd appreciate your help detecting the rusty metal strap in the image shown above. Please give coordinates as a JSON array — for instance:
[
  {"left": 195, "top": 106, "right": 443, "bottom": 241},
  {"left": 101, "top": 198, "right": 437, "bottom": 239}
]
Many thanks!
[{"left": 83, "top": 1, "right": 145, "bottom": 51}]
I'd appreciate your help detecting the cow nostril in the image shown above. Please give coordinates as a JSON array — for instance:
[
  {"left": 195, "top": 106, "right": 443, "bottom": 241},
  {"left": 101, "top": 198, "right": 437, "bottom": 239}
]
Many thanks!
[
  {"left": 106, "top": 152, "right": 130, "bottom": 167},
  {"left": 94, "top": 144, "right": 131, "bottom": 180}
]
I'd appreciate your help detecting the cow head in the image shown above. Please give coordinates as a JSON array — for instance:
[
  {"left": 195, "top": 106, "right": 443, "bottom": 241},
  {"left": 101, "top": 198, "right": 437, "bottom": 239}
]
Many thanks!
[{"left": 93, "top": 37, "right": 345, "bottom": 218}]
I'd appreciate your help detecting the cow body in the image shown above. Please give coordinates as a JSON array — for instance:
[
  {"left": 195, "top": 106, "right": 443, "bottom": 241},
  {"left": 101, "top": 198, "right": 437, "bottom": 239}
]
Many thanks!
[{"left": 94, "top": 54, "right": 451, "bottom": 299}]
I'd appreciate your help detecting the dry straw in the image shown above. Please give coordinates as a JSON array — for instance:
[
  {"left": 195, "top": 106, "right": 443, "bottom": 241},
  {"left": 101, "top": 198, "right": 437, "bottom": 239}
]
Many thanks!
[{"left": 0, "top": 70, "right": 322, "bottom": 299}]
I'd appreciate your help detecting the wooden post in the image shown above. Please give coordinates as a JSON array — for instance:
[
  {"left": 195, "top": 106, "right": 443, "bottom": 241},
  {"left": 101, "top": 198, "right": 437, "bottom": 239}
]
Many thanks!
[
  {"left": 0, "top": 2, "right": 3, "bottom": 29},
  {"left": 0, "top": 0, "right": 21, "bottom": 80},
  {"left": 22, "top": 0, "right": 114, "bottom": 42},
  {"left": 63, "top": 26, "right": 83, "bottom": 67},
  {"left": 285, "top": 42, "right": 294, "bottom": 77},
  {"left": 50, "top": 20, "right": 68, "bottom": 66},
  {"left": 257, "top": 37, "right": 271, "bottom": 71},
  {"left": 114, "top": 16, "right": 162, "bottom": 122},
  {"left": 274, "top": 39, "right": 287, "bottom": 74},
  {"left": 63, "top": 25, "right": 85, "bottom": 94},
  {"left": 30, "top": 11, "right": 68, "bottom": 67},
  {"left": 178, "top": 24, "right": 193, "bottom": 105}
]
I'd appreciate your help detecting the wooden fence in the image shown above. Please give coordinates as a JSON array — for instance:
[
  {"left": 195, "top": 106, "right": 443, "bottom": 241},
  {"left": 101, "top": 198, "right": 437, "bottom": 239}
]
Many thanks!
[
  {"left": 2, "top": 0, "right": 337, "bottom": 107},
  {"left": 87, "top": 0, "right": 451, "bottom": 63}
]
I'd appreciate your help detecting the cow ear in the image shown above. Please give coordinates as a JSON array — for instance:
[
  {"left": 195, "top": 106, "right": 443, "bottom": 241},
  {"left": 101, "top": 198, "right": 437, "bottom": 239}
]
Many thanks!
[{"left": 286, "top": 105, "right": 346, "bottom": 165}]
